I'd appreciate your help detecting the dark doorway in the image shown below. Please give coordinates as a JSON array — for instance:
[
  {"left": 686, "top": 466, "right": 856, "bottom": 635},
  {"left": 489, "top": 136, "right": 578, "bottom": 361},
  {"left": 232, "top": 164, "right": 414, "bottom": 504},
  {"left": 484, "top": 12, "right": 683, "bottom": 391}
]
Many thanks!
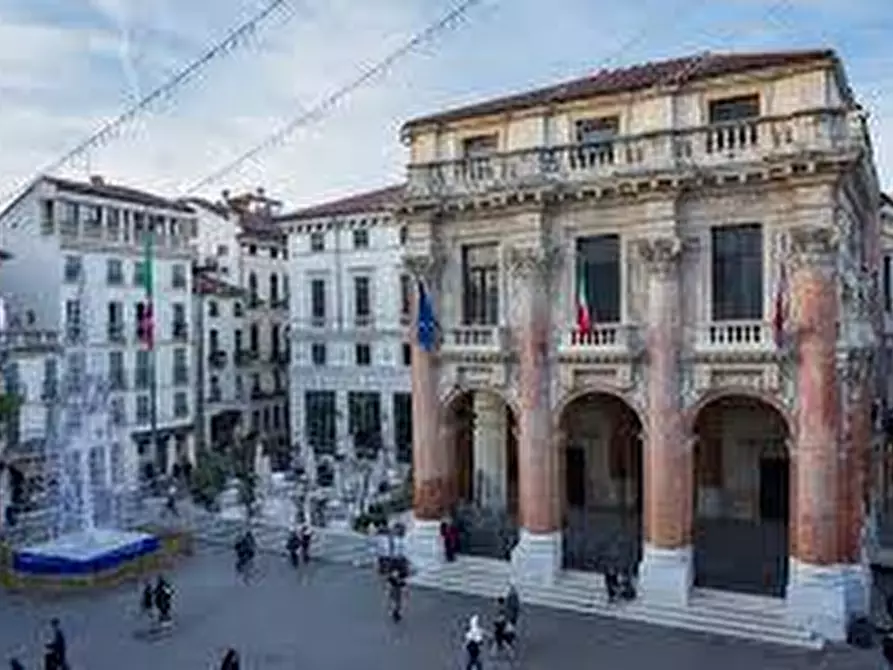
[
  {"left": 759, "top": 457, "right": 789, "bottom": 521},
  {"left": 566, "top": 447, "right": 585, "bottom": 508}
]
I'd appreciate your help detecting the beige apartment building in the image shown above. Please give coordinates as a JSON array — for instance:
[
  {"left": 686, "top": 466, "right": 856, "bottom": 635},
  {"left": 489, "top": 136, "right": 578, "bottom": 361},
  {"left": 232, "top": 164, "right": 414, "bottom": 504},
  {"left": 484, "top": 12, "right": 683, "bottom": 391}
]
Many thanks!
[{"left": 398, "top": 49, "right": 883, "bottom": 642}]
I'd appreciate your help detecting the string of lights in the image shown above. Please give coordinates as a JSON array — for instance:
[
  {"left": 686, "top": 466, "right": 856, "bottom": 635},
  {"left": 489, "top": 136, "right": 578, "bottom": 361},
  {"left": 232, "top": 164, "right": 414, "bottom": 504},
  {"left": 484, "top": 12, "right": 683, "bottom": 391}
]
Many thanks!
[
  {"left": 183, "top": 0, "right": 486, "bottom": 195},
  {"left": 0, "top": 0, "right": 293, "bottom": 210}
]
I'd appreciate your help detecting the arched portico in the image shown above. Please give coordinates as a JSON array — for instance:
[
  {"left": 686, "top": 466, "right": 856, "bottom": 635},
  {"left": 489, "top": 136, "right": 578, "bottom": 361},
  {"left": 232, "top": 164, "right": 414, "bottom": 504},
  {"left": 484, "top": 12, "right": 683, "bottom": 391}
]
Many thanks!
[
  {"left": 442, "top": 387, "right": 519, "bottom": 558},
  {"left": 556, "top": 390, "right": 644, "bottom": 573},
  {"left": 690, "top": 392, "right": 792, "bottom": 597}
]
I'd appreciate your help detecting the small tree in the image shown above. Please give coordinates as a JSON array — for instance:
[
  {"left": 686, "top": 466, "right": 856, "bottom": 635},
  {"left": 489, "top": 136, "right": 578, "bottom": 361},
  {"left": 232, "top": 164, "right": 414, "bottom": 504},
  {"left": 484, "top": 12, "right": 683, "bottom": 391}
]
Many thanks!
[
  {"left": 231, "top": 435, "right": 259, "bottom": 523},
  {"left": 189, "top": 451, "right": 228, "bottom": 511}
]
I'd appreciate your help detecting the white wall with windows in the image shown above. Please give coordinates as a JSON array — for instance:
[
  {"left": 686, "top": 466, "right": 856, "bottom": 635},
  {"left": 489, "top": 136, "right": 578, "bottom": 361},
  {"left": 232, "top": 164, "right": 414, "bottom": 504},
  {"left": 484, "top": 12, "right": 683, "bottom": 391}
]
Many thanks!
[
  {"left": 280, "top": 186, "right": 412, "bottom": 473},
  {"left": 0, "top": 176, "right": 197, "bottom": 480}
]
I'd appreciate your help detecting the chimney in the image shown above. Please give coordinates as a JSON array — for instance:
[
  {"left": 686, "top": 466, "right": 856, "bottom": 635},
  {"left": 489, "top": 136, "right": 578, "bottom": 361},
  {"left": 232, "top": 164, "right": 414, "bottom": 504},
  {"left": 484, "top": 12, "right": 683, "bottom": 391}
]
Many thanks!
[{"left": 89, "top": 175, "right": 104, "bottom": 186}]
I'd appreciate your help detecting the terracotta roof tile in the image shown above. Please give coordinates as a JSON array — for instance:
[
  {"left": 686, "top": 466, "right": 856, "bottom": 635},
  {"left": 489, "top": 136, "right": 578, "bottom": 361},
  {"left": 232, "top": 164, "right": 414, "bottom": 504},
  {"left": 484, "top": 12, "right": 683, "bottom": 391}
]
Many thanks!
[
  {"left": 277, "top": 184, "right": 405, "bottom": 221},
  {"left": 402, "top": 49, "right": 838, "bottom": 131},
  {"left": 46, "top": 176, "right": 194, "bottom": 214}
]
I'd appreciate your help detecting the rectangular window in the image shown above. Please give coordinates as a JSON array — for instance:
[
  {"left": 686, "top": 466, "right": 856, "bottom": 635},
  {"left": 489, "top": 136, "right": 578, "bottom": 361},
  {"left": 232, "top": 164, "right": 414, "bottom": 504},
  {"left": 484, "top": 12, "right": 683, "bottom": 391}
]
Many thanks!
[
  {"left": 65, "top": 300, "right": 81, "bottom": 342},
  {"left": 399, "top": 274, "right": 411, "bottom": 320},
  {"left": 575, "top": 116, "right": 619, "bottom": 144},
  {"left": 172, "top": 303, "right": 187, "bottom": 339},
  {"left": 353, "top": 228, "right": 369, "bottom": 249},
  {"left": 136, "top": 395, "right": 151, "bottom": 424},
  {"left": 310, "top": 231, "right": 325, "bottom": 252},
  {"left": 311, "top": 278, "right": 326, "bottom": 324},
  {"left": 708, "top": 94, "right": 760, "bottom": 123},
  {"left": 234, "top": 329, "right": 243, "bottom": 352},
  {"left": 63, "top": 255, "right": 82, "bottom": 283},
  {"left": 108, "top": 351, "right": 126, "bottom": 390},
  {"left": 394, "top": 392, "right": 412, "bottom": 464},
  {"left": 106, "top": 259, "right": 123, "bottom": 285},
  {"left": 107, "top": 301, "right": 124, "bottom": 342},
  {"left": 271, "top": 324, "right": 281, "bottom": 357},
  {"left": 402, "top": 342, "right": 411, "bottom": 366},
  {"left": 135, "top": 350, "right": 151, "bottom": 389},
  {"left": 711, "top": 223, "right": 763, "bottom": 321},
  {"left": 348, "top": 391, "right": 382, "bottom": 459},
  {"left": 354, "top": 276, "right": 370, "bottom": 325},
  {"left": 110, "top": 399, "right": 125, "bottom": 426},
  {"left": 173, "top": 392, "right": 189, "bottom": 418},
  {"left": 133, "top": 261, "right": 147, "bottom": 286},
  {"left": 311, "top": 343, "right": 327, "bottom": 366},
  {"left": 41, "top": 199, "right": 54, "bottom": 235},
  {"left": 173, "top": 348, "right": 188, "bottom": 385},
  {"left": 208, "top": 300, "right": 219, "bottom": 318},
  {"left": 576, "top": 234, "right": 621, "bottom": 324},
  {"left": 209, "top": 329, "right": 219, "bottom": 353},
  {"left": 305, "top": 391, "right": 336, "bottom": 454},
  {"left": 462, "top": 243, "right": 499, "bottom": 325},
  {"left": 171, "top": 264, "right": 187, "bottom": 289},
  {"left": 355, "top": 343, "right": 371, "bottom": 366}
]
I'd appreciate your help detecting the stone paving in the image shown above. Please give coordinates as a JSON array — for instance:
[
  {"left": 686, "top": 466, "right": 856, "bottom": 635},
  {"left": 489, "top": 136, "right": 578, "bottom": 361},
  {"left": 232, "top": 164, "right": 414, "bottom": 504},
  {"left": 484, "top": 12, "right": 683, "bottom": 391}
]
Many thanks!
[{"left": 0, "top": 546, "right": 880, "bottom": 669}]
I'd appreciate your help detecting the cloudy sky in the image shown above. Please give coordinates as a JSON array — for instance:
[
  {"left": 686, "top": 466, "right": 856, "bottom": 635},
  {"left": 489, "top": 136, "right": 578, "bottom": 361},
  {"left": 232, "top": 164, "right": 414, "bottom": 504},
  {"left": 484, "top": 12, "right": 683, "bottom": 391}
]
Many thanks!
[{"left": 0, "top": 0, "right": 890, "bottom": 211}]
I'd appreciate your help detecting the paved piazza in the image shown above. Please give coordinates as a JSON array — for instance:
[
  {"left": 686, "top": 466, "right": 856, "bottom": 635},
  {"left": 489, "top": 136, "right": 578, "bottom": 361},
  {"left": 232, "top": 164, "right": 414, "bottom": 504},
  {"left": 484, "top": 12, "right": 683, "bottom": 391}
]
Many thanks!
[{"left": 0, "top": 547, "right": 879, "bottom": 669}]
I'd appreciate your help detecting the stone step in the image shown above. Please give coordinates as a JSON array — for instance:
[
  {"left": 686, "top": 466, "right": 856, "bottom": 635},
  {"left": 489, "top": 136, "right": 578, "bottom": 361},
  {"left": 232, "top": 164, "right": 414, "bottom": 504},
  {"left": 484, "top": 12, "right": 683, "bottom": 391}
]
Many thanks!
[{"left": 409, "top": 559, "right": 820, "bottom": 650}]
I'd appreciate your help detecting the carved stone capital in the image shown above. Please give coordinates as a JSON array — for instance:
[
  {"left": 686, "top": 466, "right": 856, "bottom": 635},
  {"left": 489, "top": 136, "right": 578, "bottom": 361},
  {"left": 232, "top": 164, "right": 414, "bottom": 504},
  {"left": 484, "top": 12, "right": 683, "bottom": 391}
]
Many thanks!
[
  {"left": 788, "top": 226, "right": 839, "bottom": 271},
  {"left": 507, "top": 244, "right": 561, "bottom": 282},
  {"left": 636, "top": 235, "right": 682, "bottom": 277},
  {"left": 403, "top": 250, "right": 445, "bottom": 285}
]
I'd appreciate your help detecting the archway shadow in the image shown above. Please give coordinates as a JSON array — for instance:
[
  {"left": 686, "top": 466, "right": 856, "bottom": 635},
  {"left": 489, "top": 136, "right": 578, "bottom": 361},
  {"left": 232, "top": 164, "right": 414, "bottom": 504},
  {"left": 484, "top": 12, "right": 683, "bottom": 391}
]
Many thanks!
[
  {"left": 691, "top": 394, "right": 790, "bottom": 597},
  {"left": 559, "top": 392, "right": 643, "bottom": 574}
]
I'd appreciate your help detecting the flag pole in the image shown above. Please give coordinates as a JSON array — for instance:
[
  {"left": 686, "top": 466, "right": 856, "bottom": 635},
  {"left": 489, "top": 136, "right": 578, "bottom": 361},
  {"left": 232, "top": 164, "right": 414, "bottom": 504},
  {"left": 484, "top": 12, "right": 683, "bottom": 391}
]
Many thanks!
[{"left": 144, "top": 223, "right": 161, "bottom": 482}]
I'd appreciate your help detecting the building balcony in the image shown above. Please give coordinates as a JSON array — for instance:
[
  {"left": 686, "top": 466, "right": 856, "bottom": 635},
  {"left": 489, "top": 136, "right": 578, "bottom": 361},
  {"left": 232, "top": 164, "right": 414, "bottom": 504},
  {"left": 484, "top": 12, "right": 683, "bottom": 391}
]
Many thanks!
[
  {"left": 0, "top": 330, "right": 59, "bottom": 352},
  {"left": 695, "top": 320, "right": 776, "bottom": 356},
  {"left": 107, "top": 324, "right": 126, "bottom": 344},
  {"left": 441, "top": 325, "right": 507, "bottom": 354},
  {"left": 405, "top": 109, "right": 858, "bottom": 200},
  {"left": 561, "top": 324, "right": 643, "bottom": 358},
  {"left": 354, "top": 314, "right": 374, "bottom": 329}
]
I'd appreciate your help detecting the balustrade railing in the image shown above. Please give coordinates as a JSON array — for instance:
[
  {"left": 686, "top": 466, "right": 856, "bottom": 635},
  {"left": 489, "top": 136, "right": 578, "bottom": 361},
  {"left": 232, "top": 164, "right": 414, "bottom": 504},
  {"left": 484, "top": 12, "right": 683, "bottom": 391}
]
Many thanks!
[
  {"left": 698, "top": 321, "right": 773, "bottom": 350},
  {"left": 406, "top": 109, "right": 857, "bottom": 199},
  {"left": 442, "top": 326, "right": 505, "bottom": 350},
  {"left": 565, "top": 324, "right": 634, "bottom": 349},
  {"left": 0, "top": 330, "right": 59, "bottom": 350}
]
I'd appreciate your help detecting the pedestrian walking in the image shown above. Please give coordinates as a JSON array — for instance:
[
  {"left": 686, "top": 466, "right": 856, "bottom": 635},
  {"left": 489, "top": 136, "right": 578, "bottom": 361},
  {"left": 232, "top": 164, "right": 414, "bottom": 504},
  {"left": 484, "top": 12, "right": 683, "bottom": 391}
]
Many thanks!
[
  {"left": 504, "top": 582, "right": 520, "bottom": 627},
  {"left": 286, "top": 529, "right": 300, "bottom": 569},
  {"left": 44, "top": 618, "right": 68, "bottom": 670},
  {"left": 464, "top": 615, "right": 485, "bottom": 670},
  {"left": 220, "top": 648, "right": 240, "bottom": 670},
  {"left": 164, "top": 484, "right": 178, "bottom": 517},
  {"left": 9, "top": 658, "right": 24, "bottom": 670},
  {"left": 386, "top": 569, "right": 406, "bottom": 623},
  {"left": 140, "top": 581, "right": 155, "bottom": 621},
  {"left": 154, "top": 576, "right": 173, "bottom": 627},
  {"left": 299, "top": 524, "right": 311, "bottom": 564}
]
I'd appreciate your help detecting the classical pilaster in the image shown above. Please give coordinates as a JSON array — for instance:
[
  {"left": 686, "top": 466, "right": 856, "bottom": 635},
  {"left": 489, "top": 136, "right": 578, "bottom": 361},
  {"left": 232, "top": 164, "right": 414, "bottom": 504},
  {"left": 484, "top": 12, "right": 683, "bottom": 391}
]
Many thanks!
[
  {"left": 636, "top": 234, "right": 693, "bottom": 606},
  {"left": 404, "top": 250, "right": 448, "bottom": 568},
  {"left": 507, "top": 244, "right": 563, "bottom": 584},
  {"left": 784, "top": 225, "right": 858, "bottom": 642}
]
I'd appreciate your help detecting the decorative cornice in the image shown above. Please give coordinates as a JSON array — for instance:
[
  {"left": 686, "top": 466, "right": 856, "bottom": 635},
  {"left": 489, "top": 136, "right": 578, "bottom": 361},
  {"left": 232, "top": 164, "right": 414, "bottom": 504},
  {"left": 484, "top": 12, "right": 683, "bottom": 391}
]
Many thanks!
[
  {"left": 788, "top": 226, "right": 839, "bottom": 271},
  {"left": 636, "top": 234, "right": 682, "bottom": 277}
]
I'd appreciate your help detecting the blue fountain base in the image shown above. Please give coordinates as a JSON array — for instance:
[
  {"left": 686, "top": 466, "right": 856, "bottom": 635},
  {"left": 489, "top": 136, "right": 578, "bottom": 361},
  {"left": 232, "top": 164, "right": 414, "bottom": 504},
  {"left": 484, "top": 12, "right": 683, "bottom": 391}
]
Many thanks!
[{"left": 13, "top": 529, "right": 160, "bottom": 577}]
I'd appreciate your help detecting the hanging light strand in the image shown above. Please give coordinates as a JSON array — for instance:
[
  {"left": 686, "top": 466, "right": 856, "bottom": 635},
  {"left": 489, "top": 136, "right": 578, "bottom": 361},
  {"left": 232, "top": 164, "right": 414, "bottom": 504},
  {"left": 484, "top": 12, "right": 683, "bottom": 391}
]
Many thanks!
[
  {"left": 184, "top": 0, "right": 486, "bottom": 195},
  {"left": 0, "top": 0, "right": 292, "bottom": 209}
]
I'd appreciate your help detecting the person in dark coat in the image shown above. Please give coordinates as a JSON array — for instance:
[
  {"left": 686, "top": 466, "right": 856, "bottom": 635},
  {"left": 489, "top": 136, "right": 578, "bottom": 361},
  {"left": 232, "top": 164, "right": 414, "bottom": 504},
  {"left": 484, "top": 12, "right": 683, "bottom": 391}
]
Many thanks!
[
  {"left": 45, "top": 618, "right": 67, "bottom": 670},
  {"left": 386, "top": 569, "right": 406, "bottom": 622},
  {"left": 504, "top": 583, "right": 520, "bottom": 626},
  {"left": 299, "top": 525, "right": 311, "bottom": 564},
  {"left": 9, "top": 658, "right": 25, "bottom": 670},
  {"left": 286, "top": 529, "right": 300, "bottom": 568},
  {"left": 154, "top": 576, "right": 173, "bottom": 625},
  {"left": 220, "top": 648, "right": 240, "bottom": 670},
  {"left": 141, "top": 581, "right": 155, "bottom": 620}
]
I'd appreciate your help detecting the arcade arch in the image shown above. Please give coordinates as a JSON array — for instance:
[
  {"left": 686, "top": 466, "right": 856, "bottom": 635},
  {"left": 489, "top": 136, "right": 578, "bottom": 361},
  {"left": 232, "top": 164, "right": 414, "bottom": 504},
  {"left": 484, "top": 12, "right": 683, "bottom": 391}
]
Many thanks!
[
  {"left": 557, "top": 392, "right": 643, "bottom": 572},
  {"left": 691, "top": 394, "right": 791, "bottom": 597}
]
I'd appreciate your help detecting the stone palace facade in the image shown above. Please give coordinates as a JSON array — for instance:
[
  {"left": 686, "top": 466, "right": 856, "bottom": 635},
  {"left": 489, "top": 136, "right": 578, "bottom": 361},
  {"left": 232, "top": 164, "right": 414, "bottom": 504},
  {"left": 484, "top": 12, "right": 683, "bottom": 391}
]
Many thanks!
[{"left": 397, "top": 49, "right": 883, "bottom": 641}]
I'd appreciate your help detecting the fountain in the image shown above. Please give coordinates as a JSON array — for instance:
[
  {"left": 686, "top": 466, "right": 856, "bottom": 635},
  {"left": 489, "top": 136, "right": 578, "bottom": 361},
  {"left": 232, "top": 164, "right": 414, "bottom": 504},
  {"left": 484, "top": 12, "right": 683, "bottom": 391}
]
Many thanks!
[{"left": 10, "top": 373, "right": 160, "bottom": 586}]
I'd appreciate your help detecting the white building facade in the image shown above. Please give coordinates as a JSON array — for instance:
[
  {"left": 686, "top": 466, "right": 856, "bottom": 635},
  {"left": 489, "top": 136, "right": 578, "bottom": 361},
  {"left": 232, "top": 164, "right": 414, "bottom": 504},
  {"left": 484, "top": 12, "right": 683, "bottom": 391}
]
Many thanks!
[
  {"left": 280, "top": 185, "right": 412, "bottom": 481},
  {"left": 0, "top": 176, "right": 198, "bottom": 483},
  {"left": 187, "top": 190, "right": 290, "bottom": 468}
]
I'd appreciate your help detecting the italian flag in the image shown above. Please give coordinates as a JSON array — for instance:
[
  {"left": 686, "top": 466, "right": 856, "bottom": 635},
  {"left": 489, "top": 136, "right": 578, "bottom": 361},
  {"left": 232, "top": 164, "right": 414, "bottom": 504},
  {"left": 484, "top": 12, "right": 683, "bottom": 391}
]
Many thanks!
[
  {"left": 141, "top": 231, "right": 155, "bottom": 349},
  {"left": 576, "top": 263, "right": 591, "bottom": 333}
]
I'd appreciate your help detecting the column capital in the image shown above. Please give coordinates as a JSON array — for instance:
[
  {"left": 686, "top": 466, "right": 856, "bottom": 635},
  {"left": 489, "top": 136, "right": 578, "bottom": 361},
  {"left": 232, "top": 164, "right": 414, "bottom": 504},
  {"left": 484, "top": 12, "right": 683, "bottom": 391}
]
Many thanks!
[
  {"left": 636, "top": 235, "right": 682, "bottom": 277},
  {"left": 403, "top": 250, "right": 446, "bottom": 285},
  {"left": 507, "top": 244, "right": 561, "bottom": 282},
  {"left": 788, "top": 226, "right": 839, "bottom": 272}
]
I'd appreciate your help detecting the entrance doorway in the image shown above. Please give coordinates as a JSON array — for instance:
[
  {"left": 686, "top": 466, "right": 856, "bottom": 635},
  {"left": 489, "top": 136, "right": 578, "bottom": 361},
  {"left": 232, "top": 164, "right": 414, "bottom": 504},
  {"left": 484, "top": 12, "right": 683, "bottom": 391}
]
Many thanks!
[
  {"left": 559, "top": 392, "right": 643, "bottom": 573},
  {"left": 692, "top": 395, "right": 791, "bottom": 597},
  {"left": 447, "top": 389, "right": 519, "bottom": 559}
]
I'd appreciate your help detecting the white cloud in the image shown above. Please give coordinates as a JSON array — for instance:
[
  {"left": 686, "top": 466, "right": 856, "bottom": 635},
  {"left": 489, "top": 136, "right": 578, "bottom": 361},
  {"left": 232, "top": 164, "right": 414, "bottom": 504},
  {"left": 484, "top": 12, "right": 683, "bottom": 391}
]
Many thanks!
[{"left": 0, "top": 0, "right": 890, "bottom": 211}]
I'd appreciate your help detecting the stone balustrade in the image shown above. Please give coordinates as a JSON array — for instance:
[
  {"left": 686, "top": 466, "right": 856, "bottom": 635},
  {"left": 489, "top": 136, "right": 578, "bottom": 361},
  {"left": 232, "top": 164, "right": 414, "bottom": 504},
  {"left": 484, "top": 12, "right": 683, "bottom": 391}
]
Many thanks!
[
  {"left": 564, "top": 324, "right": 638, "bottom": 351},
  {"left": 442, "top": 325, "right": 506, "bottom": 351},
  {"left": 697, "top": 321, "right": 773, "bottom": 351},
  {"left": 0, "top": 329, "right": 59, "bottom": 351},
  {"left": 405, "top": 109, "right": 857, "bottom": 199}
]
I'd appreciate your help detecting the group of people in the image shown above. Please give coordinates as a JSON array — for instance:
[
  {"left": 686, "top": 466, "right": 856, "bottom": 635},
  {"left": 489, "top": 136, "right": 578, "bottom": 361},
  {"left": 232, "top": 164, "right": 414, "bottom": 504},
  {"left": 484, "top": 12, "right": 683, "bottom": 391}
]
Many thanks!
[
  {"left": 463, "top": 585, "right": 520, "bottom": 669},
  {"left": 140, "top": 576, "right": 175, "bottom": 628},
  {"left": 7, "top": 618, "right": 67, "bottom": 670}
]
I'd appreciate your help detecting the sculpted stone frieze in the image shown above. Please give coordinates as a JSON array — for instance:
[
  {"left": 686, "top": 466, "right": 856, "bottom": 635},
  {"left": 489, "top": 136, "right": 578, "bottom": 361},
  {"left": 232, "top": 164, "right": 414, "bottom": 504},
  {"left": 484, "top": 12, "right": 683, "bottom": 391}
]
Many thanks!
[
  {"left": 787, "top": 226, "right": 839, "bottom": 271},
  {"left": 636, "top": 235, "right": 682, "bottom": 277},
  {"left": 403, "top": 249, "right": 447, "bottom": 285},
  {"left": 506, "top": 243, "right": 562, "bottom": 283}
]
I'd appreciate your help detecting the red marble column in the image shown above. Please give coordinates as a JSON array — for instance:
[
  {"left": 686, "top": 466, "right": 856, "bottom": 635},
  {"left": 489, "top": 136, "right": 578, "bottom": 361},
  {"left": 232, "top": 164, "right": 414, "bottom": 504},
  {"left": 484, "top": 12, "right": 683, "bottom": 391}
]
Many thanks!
[
  {"left": 790, "top": 227, "right": 841, "bottom": 565},
  {"left": 406, "top": 254, "right": 450, "bottom": 521},
  {"left": 639, "top": 236, "right": 692, "bottom": 550},
  {"left": 837, "top": 362, "right": 872, "bottom": 564},
  {"left": 513, "top": 247, "right": 560, "bottom": 535}
]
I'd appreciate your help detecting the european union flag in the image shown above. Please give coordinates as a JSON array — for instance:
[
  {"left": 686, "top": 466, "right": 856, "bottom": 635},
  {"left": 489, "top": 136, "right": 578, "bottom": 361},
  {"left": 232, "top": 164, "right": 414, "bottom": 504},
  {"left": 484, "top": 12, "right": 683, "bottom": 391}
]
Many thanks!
[{"left": 417, "top": 280, "right": 437, "bottom": 352}]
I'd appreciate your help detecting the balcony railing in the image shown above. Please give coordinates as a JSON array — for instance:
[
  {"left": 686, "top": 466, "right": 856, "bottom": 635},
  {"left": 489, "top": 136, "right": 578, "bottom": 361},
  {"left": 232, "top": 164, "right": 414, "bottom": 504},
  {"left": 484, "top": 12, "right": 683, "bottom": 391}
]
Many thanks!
[
  {"left": 441, "top": 325, "right": 506, "bottom": 351},
  {"left": 564, "top": 324, "right": 639, "bottom": 351},
  {"left": 697, "top": 321, "right": 774, "bottom": 351},
  {"left": 0, "top": 330, "right": 59, "bottom": 351},
  {"left": 406, "top": 109, "right": 857, "bottom": 199}
]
